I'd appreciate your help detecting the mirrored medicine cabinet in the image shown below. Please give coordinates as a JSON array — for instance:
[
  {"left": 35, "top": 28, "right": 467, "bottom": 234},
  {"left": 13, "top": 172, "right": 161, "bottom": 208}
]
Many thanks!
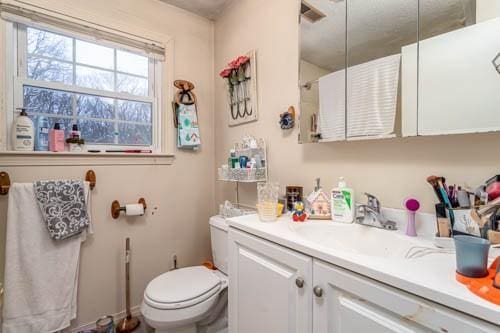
[{"left": 299, "top": 0, "right": 500, "bottom": 143}]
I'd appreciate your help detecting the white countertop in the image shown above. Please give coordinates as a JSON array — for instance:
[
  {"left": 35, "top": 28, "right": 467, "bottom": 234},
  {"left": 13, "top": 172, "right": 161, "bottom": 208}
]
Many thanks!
[{"left": 227, "top": 213, "right": 500, "bottom": 326}]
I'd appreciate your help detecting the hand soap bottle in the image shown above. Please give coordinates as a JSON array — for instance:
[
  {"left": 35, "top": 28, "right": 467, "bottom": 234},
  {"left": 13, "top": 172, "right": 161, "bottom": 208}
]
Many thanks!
[
  {"left": 12, "top": 107, "right": 34, "bottom": 151},
  {"left": 331, "top": 177, "right": 355, "bottom": 223}
]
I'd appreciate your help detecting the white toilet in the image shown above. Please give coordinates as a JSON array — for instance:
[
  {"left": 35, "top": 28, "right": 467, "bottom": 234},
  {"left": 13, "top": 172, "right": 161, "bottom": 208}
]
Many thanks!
[{"left": 141, "top": 216, "right": 229, "bottom": 333}]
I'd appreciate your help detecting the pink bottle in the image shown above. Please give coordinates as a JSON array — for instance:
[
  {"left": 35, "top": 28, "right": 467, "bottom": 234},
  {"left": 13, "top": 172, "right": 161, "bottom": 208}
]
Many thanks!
[{"left": 49, "top": 123, "right": 65, "bottom": 152}]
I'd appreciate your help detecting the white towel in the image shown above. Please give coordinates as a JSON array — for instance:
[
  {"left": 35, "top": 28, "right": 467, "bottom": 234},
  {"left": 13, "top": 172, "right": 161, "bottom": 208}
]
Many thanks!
[
  {"left": 318, "top": 70, "right": 346, "bottom": 142},
  {"left": 347, "top": 53, "right": 401, "bottom": 138},
  {"left": 2, "top": 182, "right": 92, "bottom": 333}
]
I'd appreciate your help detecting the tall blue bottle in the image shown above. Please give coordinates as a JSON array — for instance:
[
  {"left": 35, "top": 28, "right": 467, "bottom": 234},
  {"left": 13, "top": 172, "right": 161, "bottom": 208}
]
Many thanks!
[{"left": 35, "top": 116, "right": 49, "bottom": 151}]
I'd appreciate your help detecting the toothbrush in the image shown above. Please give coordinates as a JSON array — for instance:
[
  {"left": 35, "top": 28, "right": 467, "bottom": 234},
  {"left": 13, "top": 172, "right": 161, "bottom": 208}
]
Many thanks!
[{"left": 404, "top": 198, "right": 420, "bottom": 237}]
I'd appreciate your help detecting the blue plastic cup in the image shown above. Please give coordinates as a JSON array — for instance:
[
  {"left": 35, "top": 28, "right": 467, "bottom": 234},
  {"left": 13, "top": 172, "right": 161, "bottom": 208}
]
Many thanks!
[{"left": 454, "top": 235, "right": 490, "bottom": 278}]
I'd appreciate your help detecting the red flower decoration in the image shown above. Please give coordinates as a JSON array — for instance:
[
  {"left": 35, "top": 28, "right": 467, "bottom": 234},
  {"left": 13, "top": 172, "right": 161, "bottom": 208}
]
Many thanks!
[
  {"left": 236, "top": 56, "right": 250, "bottom": 67},
  {"left": 228, "top": 59, "right": 239, "bottom": 69},
  {"left": 219, "top": 68, "right": 232, "bottom": 78}
]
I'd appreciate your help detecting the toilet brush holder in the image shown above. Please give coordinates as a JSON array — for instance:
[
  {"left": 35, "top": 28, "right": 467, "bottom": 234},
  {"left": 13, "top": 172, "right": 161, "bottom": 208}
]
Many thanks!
[{"left": 116, "top": 238, "right": 140, "bottom": 333}]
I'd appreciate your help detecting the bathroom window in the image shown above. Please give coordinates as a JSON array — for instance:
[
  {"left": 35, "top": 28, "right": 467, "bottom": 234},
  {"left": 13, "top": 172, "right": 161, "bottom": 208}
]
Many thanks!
[{"left": 9, "top": 24, "right": 162, "bottom": 149}]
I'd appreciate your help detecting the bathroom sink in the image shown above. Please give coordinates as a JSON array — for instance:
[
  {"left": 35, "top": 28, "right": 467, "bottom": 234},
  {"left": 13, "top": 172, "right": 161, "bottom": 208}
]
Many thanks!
[{"left": 289, "top": 222, "right": 425, "bottom": 258}]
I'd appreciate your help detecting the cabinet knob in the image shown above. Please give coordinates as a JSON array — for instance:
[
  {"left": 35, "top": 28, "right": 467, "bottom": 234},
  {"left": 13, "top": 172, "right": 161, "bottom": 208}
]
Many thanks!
[
  {"left": 313, "top": 286, "right": 323, "bottom": 297},
  {"left": 295, "top": 277, "right": 305, "bottom": 288}
]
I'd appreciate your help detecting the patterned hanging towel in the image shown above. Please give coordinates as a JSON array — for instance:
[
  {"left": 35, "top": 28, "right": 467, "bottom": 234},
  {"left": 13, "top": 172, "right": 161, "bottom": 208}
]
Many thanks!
[
  {"left": 176, "top": 103, "right": 201, "bottom": 150},
  {"left": 34, "top": 180, "right": 90, "bottom": 240}
]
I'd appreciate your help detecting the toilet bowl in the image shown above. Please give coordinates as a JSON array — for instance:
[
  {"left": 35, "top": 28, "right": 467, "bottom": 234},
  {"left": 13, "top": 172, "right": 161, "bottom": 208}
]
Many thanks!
[{"left": 141, "top": 216, "right": 229, "bottom": 333}]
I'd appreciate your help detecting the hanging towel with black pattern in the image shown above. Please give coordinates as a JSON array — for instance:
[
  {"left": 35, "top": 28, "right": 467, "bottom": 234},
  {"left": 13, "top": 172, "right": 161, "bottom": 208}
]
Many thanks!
[{"left": 34, "top": 180, "right": 90, "bottom": 240}]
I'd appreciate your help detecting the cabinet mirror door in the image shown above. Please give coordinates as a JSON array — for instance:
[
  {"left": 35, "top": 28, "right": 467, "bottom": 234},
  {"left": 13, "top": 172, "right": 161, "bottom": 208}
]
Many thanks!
[
  {"left": 415, "top": 1, "right": 500, "bottom": 136},
  {"left": 299, "top": 0, "right": 346, "bottom": 143}
]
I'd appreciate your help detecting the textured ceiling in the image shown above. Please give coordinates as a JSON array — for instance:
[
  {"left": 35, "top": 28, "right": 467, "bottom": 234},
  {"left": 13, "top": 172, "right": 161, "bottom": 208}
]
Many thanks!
[
  {"left": 301, "top": 0, "right": 476, "bottom": 71},
  {"left": 159, "top": 0, "right": 234, "bottom": 20}
]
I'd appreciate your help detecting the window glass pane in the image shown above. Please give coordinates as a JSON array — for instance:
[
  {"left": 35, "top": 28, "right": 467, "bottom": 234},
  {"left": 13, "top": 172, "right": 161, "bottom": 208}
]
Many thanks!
[
  {"left": 117, "top": 100, "right": 152, "bottom": 123},
  {"left": 77, "top": 94, "right": 114, "bottom": 119},
  {"left": 118, "top": 123, "right": 152, "bottom": 145},
  {"left": 76, "top": 65, "right": 114, "bottom": 91},
  {"left": 28, "top": 56, "right": 73, "bottom": 84},
  {"left": 117, "top": 50, "right": 148, "bottom": 76},
  {"left": 77, "top": 119, "right": 116, "bottom": 144},
  {"left": 76, "top": 40, "right": 114, "bottom": 70},
  {"left": 116, "top": 74, "right": 148, "bottom": 96},
  {"left": 27, "top": 27, "right": 73, "bottom": 61},
  {"left": 23, "top": 86, "right": 73, "bottom": 116}
]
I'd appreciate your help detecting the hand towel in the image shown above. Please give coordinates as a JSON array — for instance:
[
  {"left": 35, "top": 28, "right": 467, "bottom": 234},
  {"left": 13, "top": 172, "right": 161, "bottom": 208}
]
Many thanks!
[
  {"left": 2, "top": 182, "right": 92, "bottom": 333},
  {"left": 33, "top": 180, "right": 90, "bottom": 240},
  {"left": 347, "top": 53, "right": 401, "bottom": 138},
  {"left": 318, "top": 70, "right": 346, "bottom": 142},
  {"left": 176, "top": 103, "right": 201, "bottom": 150}
]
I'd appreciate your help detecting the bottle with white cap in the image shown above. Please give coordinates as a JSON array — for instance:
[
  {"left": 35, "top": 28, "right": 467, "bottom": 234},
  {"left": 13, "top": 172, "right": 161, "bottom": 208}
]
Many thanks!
[{"left": 330, "top": 177, "right": 355, "bottom": 223}]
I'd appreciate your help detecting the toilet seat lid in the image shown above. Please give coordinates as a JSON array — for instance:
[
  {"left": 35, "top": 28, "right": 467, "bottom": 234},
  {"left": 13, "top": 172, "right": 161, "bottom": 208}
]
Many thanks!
[{"left": 144, "top": 266, "right": 221, "bottom": 308}]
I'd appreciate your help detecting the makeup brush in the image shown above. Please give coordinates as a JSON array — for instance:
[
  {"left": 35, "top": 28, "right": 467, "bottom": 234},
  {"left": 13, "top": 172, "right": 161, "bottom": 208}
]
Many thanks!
[
  {"left": 427, "top": 176, "right": 452, "bottom": 208},
  {"left": 426, "top": 176, "right": 444, "bottom": 203}
]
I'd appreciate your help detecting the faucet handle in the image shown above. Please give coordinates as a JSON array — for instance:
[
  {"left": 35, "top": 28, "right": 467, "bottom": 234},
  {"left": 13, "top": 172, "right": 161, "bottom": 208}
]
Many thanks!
[{"left": 364, "top": 193, "right": 380, "bottom": 213}]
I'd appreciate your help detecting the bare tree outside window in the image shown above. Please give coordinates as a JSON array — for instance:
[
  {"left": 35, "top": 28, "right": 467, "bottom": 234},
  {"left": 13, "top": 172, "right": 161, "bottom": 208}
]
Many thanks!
[{"left": 22, "top": 27, "right": 153, "bottom": 146}]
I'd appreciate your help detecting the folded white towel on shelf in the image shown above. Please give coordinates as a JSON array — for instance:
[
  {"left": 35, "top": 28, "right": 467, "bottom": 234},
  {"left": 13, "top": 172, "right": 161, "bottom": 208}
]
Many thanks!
[{"left": 2, "top": 182, "right": 92, "bottom": 333}]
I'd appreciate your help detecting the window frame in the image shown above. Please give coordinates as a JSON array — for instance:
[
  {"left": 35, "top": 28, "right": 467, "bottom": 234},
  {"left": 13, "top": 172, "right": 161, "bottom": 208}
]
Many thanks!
[{"left": 6, "top": 22, "right": 163, "bottom": 152}]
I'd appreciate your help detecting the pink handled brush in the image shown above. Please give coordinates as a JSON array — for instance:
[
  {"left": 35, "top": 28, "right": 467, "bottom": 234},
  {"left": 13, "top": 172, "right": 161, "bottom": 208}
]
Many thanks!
[{"left": 405, "top": 198, "right": 420, "bottom": 237}]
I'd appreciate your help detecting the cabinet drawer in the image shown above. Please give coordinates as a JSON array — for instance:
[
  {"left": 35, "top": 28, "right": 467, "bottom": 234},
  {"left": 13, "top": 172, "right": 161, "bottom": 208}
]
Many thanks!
[{"left": 314, "top": 259, "right": 498, "bottom": 333}]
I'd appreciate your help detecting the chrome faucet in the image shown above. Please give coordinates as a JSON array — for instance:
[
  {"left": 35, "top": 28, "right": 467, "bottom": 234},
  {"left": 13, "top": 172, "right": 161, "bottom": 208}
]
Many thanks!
[{"left": 356, "top": 193, "right": 397, "bottom": 230}]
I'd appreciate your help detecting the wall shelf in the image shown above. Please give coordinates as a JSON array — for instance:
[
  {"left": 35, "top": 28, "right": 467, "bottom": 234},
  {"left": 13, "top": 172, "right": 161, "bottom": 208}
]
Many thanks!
[{"left": 0, "top": 151, "right": 174, "bottom": 166}]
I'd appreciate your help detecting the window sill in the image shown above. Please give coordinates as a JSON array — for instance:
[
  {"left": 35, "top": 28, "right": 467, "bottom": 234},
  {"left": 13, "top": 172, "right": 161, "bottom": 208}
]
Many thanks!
[{"left": 0, "top": 151, "right": 175, "bottom": 166}]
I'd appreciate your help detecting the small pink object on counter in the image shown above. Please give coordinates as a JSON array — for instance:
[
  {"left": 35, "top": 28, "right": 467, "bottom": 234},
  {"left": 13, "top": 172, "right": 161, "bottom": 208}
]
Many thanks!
[
  {"left": 486, "top": 175, "right": 500, "bottom": 201},
  {"left": 405, "top": 198, "right": 420, "bottom": 237},
  {"left": 49, "top": 123, "right": 65, "bottom": 152}
]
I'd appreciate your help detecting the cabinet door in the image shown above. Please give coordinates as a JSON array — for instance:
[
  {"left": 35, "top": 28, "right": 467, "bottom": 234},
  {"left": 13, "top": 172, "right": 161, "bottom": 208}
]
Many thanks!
[
  {"left": 228, "top": 228, "right": 313, "bottom": 333},
  {"left": 313, "top": 259, "right": 498, "bottom": 333}
]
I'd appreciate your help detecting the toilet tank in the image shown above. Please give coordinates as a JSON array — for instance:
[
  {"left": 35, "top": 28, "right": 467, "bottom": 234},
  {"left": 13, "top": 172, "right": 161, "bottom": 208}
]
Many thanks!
[{"left": 209, "top": 215, "right": 229, "bottom": 275}]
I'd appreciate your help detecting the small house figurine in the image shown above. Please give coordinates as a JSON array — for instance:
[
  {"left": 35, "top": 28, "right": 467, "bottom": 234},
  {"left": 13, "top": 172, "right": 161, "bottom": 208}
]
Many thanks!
[{"left": 306, "top": 178, "right": 331, "bottom": 220}]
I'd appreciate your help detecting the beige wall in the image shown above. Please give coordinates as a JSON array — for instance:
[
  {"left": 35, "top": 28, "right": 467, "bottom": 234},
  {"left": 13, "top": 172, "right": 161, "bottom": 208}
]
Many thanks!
[
  {"left": 0, "top": 0, "right": 215, "bottom": 328},
  {"left": 214, "top": 0, "right": 500, "bottom": 214}
]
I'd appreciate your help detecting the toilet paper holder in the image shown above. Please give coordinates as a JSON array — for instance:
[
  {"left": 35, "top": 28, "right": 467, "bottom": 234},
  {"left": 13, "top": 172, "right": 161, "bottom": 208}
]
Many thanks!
[{"left": 111, "top": 198, "right": 147, "bottom": 219}]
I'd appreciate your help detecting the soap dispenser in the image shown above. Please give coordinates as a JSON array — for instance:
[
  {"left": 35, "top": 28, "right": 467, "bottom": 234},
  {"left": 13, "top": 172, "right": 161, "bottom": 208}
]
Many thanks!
[
  {"left": 331, "top": 177, "right": 355, "bottom": 223},
  {"left": 12, "top": 107, "right": 34, "bottom": 151}
]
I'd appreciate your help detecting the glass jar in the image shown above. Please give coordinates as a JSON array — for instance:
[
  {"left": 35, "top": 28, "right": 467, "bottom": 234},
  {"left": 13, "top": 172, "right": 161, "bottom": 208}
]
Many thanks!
[{"left": 257, "top": 182, "right": 280, "bottom": 222}]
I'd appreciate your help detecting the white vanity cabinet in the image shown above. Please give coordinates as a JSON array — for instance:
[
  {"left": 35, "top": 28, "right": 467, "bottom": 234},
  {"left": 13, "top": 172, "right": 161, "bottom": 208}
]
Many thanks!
[
  {"left": 229, "top": 227, "right": 499, "bottom": 333},
  {"left": 313, "top": 259, "right": 497, "bottom": 333},
  {"left": 228, "top": 229, "right": 313, "bottom": 333}
]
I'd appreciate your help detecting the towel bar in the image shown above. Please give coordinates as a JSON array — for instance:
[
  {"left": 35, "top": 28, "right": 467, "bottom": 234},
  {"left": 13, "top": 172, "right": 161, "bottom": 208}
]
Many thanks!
[
  {"left": 0, "top": 171, "right": 10, "bottom": 195},
  {"left": 0, "top": 170, "right": 96, "bottom": 195}
]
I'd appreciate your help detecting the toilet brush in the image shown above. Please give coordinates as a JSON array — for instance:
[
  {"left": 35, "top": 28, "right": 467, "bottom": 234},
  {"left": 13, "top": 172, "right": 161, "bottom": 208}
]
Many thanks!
[{"left": 116, "top": 238, "right": 140, "bottom": 333}]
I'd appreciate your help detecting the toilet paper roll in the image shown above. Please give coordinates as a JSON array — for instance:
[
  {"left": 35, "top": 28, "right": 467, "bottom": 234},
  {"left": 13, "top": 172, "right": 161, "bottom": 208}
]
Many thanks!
[{"left": 125, "top": 203, "right": 145, "bottom": 216}]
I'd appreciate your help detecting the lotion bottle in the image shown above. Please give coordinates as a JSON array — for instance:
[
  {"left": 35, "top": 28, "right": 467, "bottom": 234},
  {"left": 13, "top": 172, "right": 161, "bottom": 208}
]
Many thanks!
[
  {"left": 12, "top": 107, "right": 34, "bottom": 151},
  {"left": 331, "top": 177, "right": 355, "bottom": 223}
]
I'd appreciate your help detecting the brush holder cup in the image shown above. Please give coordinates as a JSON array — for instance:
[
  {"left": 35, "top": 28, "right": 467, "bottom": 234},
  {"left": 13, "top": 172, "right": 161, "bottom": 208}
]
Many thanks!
[
  {"left": 257, "top": 182, "right": 280, "bottom": 222},
  {"left": 454, "top": 235, "right": 490, "bottom": 278}
]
